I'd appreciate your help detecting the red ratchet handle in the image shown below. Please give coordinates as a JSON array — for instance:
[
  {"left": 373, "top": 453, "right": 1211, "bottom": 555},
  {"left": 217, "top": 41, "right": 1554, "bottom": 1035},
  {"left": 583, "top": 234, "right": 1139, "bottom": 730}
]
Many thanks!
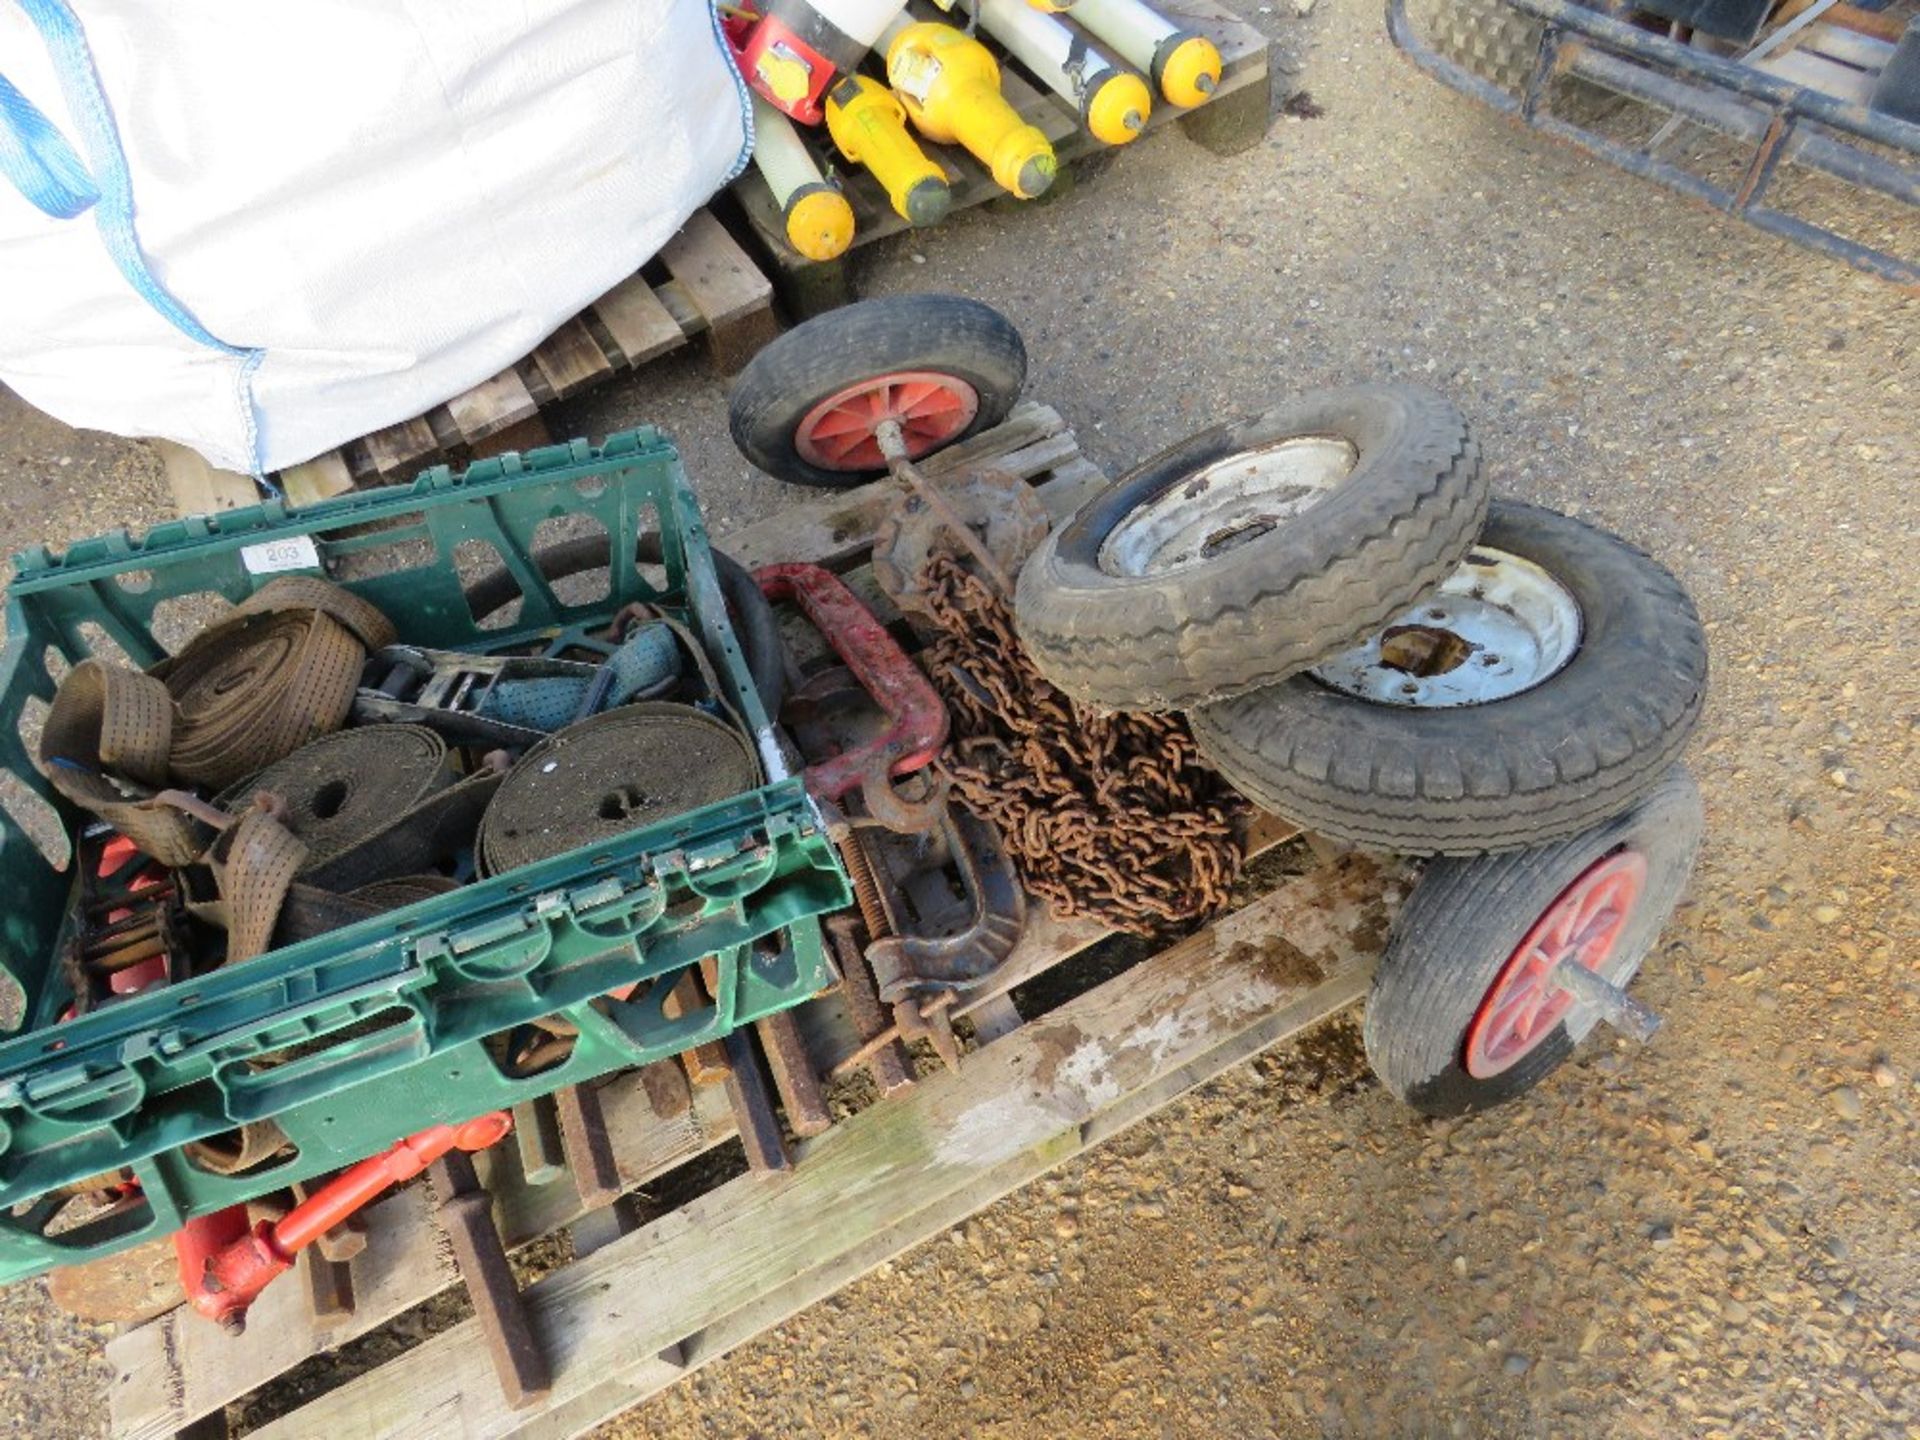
[
  {"left": 755, "top": 562, "right": 948, "bottom": 827},
  {"left": 175, "top": 1110, "right": 512, "bottom": 1332}
]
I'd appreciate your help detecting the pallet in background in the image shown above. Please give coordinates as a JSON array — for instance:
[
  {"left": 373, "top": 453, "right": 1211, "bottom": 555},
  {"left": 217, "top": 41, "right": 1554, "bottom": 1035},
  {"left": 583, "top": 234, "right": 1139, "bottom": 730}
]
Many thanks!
[
  {"left": 158, "top": 210, "right": 777, "bottom": 515},
  {"left": 730, "top": 0, "right": 1274, "bottom": 315},
  {"left": 107, "top": 400, "right": 1399, "bottom": 1440}
]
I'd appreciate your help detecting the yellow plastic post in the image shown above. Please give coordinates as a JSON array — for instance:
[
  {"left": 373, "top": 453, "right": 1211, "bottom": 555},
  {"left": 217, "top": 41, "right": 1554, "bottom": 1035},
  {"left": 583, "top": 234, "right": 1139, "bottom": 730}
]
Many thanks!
[
  {"left": 884, "top": 22, "right": 1059, "bottom": 198},
  {"left": 824, "top": 75, "right": 953, "bottom": 227}
]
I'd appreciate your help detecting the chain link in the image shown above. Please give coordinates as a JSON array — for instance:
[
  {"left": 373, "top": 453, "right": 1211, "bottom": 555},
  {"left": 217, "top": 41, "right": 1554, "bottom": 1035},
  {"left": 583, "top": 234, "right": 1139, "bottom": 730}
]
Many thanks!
[{"left": 917, "top": 556, "right": 1245, "bottom": 935}]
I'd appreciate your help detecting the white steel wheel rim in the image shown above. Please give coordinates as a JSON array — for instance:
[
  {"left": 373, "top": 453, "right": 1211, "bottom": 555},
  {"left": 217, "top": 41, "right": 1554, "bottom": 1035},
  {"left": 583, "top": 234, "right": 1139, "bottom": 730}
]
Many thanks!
[
  {"left": 1097, "top": 436, "right": 1359, "bottom": 578},
  {"left": 1310, "top": 545, "right": 1583, "bottom": 708}
]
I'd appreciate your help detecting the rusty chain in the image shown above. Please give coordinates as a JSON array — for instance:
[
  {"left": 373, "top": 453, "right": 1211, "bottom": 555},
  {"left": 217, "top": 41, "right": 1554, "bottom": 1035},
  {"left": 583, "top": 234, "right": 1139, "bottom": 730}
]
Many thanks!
[{"left": 917, "top": 555, "right": 1245, "bottom": 935}]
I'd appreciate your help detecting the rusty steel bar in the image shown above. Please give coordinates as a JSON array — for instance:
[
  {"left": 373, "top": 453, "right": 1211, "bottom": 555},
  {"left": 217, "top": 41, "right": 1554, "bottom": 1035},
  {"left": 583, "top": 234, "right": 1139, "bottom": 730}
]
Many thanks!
[
  {"left": 638, "top": 1057, "right": 694, "bottom": 1121},
  {"left": 510, "top": 1096, "right": 567, "bottom": 1186},
  {"left": 554, "top": 1083, "right": 622, "bottom": 1211},
  {"left": 824, "top": 914, "right": 914, "bottom": 1096},
  {"left": 428, "top": 1150, "right": 552, "bottom": 1410},
  {"left": 664, "top": 970, "right": 732, "bottom": 1087},
  {"left": 301, "top": 1250, "right": 355, "bottom": 1329},
  {"left": 720, "top": 1029, "right": 791, "bottom": 1176},
  {"left": 755, "top": 1010, "right": 833, "bottom": 1137}
]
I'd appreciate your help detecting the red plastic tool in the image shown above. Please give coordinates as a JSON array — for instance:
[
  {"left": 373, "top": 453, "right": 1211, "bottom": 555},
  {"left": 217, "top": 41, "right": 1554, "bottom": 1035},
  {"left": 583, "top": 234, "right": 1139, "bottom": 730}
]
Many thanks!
[
  {"left": 723, "top": 10, "right": 844, "bottom": 125},
  {"left": 755, "top": 562, "right": 949, "bottom": 829},
  {"left": 174, "top": 1111, "right": 512, "bottom": 1332}
]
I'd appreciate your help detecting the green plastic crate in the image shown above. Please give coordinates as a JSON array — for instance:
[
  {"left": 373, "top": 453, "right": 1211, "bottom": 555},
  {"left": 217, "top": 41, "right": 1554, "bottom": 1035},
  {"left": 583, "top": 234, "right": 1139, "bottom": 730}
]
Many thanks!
[{"left": 0, "top": 431, "right": 848, "bottom": 1284}]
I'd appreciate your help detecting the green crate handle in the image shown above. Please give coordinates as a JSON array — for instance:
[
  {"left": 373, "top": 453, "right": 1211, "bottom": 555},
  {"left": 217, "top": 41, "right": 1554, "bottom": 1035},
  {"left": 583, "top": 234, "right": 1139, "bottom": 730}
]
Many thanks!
[
  {"left": 213, "top": 1012, "right": 432, "bottom": 1124},
  {"left": 681, "top": 840, "right": 784, "bottom": 904},
  {"left": 443, "top": 915, "right": 554, "bottom": 984},
  {"left": 17, "top": 1066, "right": 144, "bottom": 1129}
]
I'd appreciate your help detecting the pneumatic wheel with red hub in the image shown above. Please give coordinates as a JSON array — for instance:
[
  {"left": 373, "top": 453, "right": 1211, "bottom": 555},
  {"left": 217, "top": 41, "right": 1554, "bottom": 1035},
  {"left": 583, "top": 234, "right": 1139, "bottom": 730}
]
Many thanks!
[
  {"left": 727, "top": 294, "right": 1026, "bottom": 490},
  {"left": 1363, "top": 767, "right": 1703, "bottom": 1116}
]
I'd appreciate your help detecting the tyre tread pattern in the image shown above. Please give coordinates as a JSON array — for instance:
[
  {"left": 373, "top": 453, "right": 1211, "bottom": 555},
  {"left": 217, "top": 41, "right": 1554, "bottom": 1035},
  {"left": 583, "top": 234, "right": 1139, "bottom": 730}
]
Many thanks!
[
  {"left": 1015, "top": 385, "right": 1487, "bottom": 711},
  {"left": 1362, "top": 768, "right": 1704, "bottom": 1115},
  {"left": 1191, "top": 501, "right": 1708, "bottom": 855}
]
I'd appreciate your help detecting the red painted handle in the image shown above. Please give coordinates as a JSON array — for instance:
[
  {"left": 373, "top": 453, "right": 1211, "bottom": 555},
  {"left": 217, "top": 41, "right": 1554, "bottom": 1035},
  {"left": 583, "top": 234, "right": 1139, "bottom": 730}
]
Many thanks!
[
  {"left": 175, "top": 1110, "right": 512, "bottom": 1331},
  {"left": 754, "top": 563, "right": 948, "bottom": 806},
  {"left": 275, "top": 1111, "right": 511, "bottom": 1251}
]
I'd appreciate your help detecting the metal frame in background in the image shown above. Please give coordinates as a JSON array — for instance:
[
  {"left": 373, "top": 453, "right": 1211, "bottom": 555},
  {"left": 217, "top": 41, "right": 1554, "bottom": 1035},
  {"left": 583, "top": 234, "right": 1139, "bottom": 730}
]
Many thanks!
[{"left": 1387, "top": 0, "right": 1920, "bottom": 284}]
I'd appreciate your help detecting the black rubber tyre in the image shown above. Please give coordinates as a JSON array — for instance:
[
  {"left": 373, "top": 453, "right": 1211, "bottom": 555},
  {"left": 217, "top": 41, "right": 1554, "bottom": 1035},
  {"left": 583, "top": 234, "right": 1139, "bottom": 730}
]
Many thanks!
[
  {"left": 1364, "top": 766, "right": 1703, "bottom": 1116},
  {"left": 462, "top": 534, "right": 786, "bottom": 721},
  {"left": 727, "top": 295, "right": 1027, "bottom": 490},
  {"left": 1013, "top": 384, "right": 1485, "bottom": 712},
  {"left": 1190, "top": 500, "right": 1708, "bottom": 854}
]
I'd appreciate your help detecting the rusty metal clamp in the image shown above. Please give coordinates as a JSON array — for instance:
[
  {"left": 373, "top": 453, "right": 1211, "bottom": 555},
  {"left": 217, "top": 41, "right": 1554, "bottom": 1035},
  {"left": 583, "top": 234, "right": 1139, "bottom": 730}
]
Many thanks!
[
  {"left": 864, "top": 802, "right": 1025, "bottom": 1002},
  {"left": 755, "top": 562, "right": 949, "bottom": 833}
]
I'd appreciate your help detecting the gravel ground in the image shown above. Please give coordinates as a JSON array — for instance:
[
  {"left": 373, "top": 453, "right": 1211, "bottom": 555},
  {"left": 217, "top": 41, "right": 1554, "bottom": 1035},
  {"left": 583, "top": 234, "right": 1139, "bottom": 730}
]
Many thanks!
[{"left": 1, "top": 0, "right": 1915, "bottom": 1434}]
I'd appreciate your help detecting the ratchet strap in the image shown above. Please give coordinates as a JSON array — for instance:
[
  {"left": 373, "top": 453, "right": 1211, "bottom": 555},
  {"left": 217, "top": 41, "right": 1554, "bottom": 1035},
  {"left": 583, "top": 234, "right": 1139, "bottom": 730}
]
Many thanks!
[
  {"left": 269, "top": 875, "right": 464, "bottom": 948},
  {"left": 478, "top": 622, "right": 682, "bottom": 730},
  {"left": 155, "top": 578, "right": 396, "bottom": 790},
  {"left": 356, "top": 622, "right": 683, "bottom": 746},
  {"left": 477, "top": 703, "right": 760, "bottom": 875},
  {"left": 39, "top": 660, "right": 208, "bottom": 865},
  {"left": 39, "top": 579, "right": 396, "bottom": 859},
  {"left": 202, "top": 799, "right": 310, "bottom": 965}
]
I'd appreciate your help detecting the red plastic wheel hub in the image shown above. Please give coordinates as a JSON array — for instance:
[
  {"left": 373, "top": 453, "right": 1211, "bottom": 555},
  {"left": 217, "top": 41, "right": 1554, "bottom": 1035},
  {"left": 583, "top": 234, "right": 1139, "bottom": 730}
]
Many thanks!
[
  {"left": 1463, "top": 849, "right": 1648, "bottom": 1079},
  {"left": 793, "top": 371, "right": 979, "bottom": 471}
]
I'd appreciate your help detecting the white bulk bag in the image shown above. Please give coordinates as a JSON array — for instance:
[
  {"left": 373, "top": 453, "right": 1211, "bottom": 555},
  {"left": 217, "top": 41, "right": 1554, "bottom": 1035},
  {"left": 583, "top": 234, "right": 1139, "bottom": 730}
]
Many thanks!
[{"left": 0, "top": 0, "right": 752, "bottom": 476}]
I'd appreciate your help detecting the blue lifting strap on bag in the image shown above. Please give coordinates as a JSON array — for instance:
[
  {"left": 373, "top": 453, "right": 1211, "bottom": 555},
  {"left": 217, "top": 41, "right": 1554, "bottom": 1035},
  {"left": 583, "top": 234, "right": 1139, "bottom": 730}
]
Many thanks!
[{"left": 0, "top": 0, "right": 272, "bottom": 486}]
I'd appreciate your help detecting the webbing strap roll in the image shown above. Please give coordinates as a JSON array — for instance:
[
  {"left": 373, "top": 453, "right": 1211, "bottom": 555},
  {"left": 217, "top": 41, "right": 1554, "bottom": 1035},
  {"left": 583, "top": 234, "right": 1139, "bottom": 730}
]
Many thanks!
[
  {"left": 40, "top": 660, "right": 205, "bottom": 866},
  {"left": 40, "top": 580, "right": 396, "bottom": 856},
  {"left": 477, "top": 703, "right": 759, "bottom": 876}
]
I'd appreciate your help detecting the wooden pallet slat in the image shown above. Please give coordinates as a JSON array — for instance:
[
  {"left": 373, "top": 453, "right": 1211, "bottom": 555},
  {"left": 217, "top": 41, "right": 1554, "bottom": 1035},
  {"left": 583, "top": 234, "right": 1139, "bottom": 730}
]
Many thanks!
[
  {"left": 658, "top": 210, "right": 779, "bottom": 373},
  {"left": 361, "top": 415, "right": 442, "bottom": 478},
  {"left": 447, "top": 368, "right": 542, "bottom": 445},
  {"left": 658, "top": 210, "right": 773, "bottom": 330},
  {"left": 591, "top": 274, "right": 689, "bottom": 369},
  {"left": 248, "top": 859, "right": 1390, "bottom": 1439}
]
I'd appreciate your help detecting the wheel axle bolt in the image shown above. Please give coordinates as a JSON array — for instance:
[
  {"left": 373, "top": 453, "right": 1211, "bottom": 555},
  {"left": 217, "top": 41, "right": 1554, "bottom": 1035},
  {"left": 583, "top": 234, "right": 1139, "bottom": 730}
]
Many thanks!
[{"left": 1549, "top": 958, "right": 1661, "bottom": 1042}]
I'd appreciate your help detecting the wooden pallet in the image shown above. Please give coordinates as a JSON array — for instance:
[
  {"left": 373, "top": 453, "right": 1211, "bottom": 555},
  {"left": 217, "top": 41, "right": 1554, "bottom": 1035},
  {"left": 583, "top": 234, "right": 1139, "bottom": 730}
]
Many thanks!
[
  {"left": 730, "top": 0, "right": 1274, "bottom": 315},
  {"left": 107, "top": 402, "right": 1403, "bottom": 1440},
  {"left": 158, "top": 210, "right": 777, "bottom": 516}
]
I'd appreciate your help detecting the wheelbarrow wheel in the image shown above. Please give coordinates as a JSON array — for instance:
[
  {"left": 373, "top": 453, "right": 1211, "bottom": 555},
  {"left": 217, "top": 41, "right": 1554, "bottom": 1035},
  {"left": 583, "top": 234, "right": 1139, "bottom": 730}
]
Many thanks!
[
  {"left": 1190, "top": 500, "right": 1707, "bottom": 854},
  {"left": 1363, "top": 766, "right": 1702, "bottom": 1116},
  {"left": 727, "top": 294, "right": 1027, "bottom": 490},
  {"left": 1013, "top": 384, "right": 1486, "bottom": 711}
]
